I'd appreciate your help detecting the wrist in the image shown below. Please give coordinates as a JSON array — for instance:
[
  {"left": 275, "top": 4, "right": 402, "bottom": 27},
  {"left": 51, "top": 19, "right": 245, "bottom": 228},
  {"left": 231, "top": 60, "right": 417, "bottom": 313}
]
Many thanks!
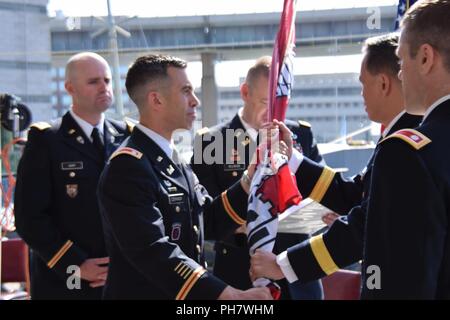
[
  {"left": 241, "top": 169, "right": 252, "bottom": 186},
  {"left": 218, "top": 286, "right": 240, "bottom": 300},
  {"left": 240, "top": 170, "right": 251, "bottom": 194}
]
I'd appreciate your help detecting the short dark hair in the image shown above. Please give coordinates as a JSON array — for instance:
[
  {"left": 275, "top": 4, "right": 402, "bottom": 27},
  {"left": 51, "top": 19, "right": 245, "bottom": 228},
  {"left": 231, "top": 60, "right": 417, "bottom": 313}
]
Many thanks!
[
  {"left": 363, "top": 33, "right": 400, "bottom": 77},
  {"left": 245, "top": 56, "right": 271, "bottom": 89},
  {"left": 401, "top": 0, "right": 450, "bottom": 72},
  {"left": 125, "top": 54, "right": 187, "bottom": 107}
]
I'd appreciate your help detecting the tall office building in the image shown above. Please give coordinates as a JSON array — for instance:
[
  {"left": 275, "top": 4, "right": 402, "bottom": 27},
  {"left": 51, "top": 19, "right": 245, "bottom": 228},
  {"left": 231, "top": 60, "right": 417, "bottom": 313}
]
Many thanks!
[{"left": 0, "top": 0, "right": 52, "bottom": 122}]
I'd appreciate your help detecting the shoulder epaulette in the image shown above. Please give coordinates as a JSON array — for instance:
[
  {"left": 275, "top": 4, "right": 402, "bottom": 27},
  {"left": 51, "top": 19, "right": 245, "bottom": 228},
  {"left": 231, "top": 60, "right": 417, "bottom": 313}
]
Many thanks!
[
  {"left": 30, "top": 122, "right": 51, "bottom": 131},
  {"left": 110, "top": 147, "right": 143, "bottom": 161},
  {"left": 125, "top": 119, "right": 136, "bottom": 132},
  {"left": 196, "top": 127, "right": 210, "bottom": 136},
  {"left": 298, "top": 120, "right": 311, "bottom": 128},
  {"left": 381, "top": 129, "right": 431, "bottom": 150}
]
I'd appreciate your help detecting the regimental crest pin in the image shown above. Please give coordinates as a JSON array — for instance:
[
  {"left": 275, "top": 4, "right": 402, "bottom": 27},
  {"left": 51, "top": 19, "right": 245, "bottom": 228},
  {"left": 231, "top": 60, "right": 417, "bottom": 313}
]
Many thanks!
[
  {"left": 241, "top": 137, "right": 251, "bottom": 146},
  {"left": 171, "top": 223, "right": 182, "bottom": 241},
  {"left": 66, "top": 184, "right": 78, "bottom": 198}
]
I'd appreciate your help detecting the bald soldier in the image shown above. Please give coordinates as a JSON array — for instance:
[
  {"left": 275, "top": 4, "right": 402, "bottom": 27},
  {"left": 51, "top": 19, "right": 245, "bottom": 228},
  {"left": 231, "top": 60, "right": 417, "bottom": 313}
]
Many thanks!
[{"left": 14, "top": 52, "right": 132, "bottom": 299}]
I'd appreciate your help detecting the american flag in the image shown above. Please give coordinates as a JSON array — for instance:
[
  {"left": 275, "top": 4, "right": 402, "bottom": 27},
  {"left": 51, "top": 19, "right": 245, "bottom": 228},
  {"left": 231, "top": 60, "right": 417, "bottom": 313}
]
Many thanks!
[
  {"left": 395, "top": 0, "right": 419, "bottom": 30},
  {"left": 247, "top": 0, "right": 302, "bottom": 298}
]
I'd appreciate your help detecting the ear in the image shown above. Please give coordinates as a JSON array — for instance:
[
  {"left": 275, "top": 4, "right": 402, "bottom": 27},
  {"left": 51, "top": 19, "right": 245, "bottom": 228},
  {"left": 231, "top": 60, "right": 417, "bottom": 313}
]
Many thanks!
[
  {"left": 240, "top": 82, "right": 250, "bottom": 101},
  {"left": 147, "top": 91, "right": 163, "bottom": 109},
  {"left": 65, "top": 81, "right": 74, "bottom": 95},
  {"left": 379, "top": 73, "right": 391, "bottom": 96},
  {"left": 418, "top": 43, "right": 435, "bottom": 75}
]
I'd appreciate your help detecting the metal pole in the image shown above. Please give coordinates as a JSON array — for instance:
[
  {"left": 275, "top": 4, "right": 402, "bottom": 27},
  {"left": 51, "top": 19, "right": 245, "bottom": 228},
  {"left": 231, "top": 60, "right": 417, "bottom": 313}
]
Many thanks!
[
  {"left": 200, "top": 52, "right": 219, "bottom": 127},
  {"left": 107, "top": 0, "right": 124, "bottom": 119},
  {"left": 0, "top": 124, "right": 2, "bottom": 291}
]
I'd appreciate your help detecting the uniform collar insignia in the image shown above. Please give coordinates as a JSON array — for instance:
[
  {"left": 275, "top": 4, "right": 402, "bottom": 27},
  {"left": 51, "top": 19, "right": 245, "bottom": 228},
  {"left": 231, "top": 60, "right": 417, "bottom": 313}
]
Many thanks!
[
  {"left": 164, "top": 180, "right": 172, "bottom": 187},
  {"left": 107, "top": 124, "right": 119, "bottom": 136},
  {"left": 167, "top": 165, "right": 175, "bottom": 175}
]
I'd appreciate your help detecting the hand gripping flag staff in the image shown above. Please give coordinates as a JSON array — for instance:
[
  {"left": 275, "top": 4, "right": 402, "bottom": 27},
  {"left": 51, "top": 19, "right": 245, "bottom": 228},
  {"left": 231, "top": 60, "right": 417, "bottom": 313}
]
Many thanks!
[{"left": 246, "top": 0, "right": 302, "bottom": 299}]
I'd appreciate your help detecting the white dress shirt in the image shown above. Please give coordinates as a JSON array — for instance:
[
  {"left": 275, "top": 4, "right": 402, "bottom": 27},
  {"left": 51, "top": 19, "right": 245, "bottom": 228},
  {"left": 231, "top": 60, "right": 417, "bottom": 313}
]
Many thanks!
[
  {"left": 136, "top": 123, "right": 175, "bottom": 159},
  {"left": 70, "top": 108, "right": 105, "bottom": 143}
]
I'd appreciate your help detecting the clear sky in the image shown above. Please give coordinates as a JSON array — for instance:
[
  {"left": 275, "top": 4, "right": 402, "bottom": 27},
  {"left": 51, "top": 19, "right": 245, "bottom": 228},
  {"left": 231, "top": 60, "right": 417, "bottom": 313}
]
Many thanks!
[
  {"left": 47, "top": 0, "right": 398, "bottom": 87},
  {"left": 48, "top": 0, "right": 398, "bottom": 18}
]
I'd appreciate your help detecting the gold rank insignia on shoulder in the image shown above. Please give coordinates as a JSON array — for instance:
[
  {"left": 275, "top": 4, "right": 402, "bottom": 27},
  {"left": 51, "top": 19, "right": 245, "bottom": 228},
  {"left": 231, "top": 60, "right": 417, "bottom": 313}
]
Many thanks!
[
  {"left": 298, "top": 120, "right": 311, "bottom": 128},
  {"left": 381, "top": 129, "right": 431, "bottom": 150},
  {"left": 124, "top": 118, "right": 136, "bottom": 132},
  {"left": 196, "top": 127, "right": 209, "bottom": 136},
  {"left": 110, "top": 147, "right": 143, "bottom": 160},
  {"left": 31, "top": 122, "right": 51, "bottom": 131}
]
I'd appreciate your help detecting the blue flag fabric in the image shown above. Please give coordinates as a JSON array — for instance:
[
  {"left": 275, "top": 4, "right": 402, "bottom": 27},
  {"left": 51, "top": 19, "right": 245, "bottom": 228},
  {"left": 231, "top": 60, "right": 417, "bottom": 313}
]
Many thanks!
[{"left": 395, "top": 0, "right": 419, "bottom": 30}]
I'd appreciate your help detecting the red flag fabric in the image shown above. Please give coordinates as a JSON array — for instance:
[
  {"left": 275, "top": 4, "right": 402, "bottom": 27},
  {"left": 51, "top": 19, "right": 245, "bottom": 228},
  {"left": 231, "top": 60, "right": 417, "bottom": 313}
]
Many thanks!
[
  {"left": 255, "top": 159, "right": 302, "bottom": 217},
  {"left": 268, "top": 0, "right": 296, "bottom": 122},
  {"left": 247, "top": 0, "right": 302, "bottom": 298}
]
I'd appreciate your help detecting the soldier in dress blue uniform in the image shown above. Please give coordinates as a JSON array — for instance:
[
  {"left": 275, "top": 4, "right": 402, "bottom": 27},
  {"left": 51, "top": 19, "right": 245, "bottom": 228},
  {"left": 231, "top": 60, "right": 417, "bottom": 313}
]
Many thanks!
[
  {"left": 191, "top": 56, "right": 324, "bottom": 299},
  {"left": 97, "top": 54, "right": 272, "bottom": 300},
  {"left": 251, "top": 2, "right": 450, "bottom": 298},
  {"left": 292, "top": 34, "right": 423, "bottom": 224},
  {"left": 14, "top": 52, "right": 132, "bottom": 299}
]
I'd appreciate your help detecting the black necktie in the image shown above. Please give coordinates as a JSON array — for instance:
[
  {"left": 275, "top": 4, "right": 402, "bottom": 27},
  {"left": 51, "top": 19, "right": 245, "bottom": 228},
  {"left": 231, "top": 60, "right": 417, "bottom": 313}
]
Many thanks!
[{"left": 91, "top": 127, "right": 105, "bottom": 160}]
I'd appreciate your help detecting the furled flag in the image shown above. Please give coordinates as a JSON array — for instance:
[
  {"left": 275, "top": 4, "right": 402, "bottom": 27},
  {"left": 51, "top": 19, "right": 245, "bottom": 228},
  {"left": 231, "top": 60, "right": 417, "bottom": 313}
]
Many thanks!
[
  {"left": 246, "top": 0, "right": 302, "bottom": 298},
  {"left": 395, "top": 0, "right": 418, "bottom": 30}
]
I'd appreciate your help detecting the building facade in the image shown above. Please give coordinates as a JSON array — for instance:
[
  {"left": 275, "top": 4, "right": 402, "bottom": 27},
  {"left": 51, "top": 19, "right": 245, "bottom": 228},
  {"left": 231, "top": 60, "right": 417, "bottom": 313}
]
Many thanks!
[{"left": 0, "top": 0, "right": 52, "bottom": 122}]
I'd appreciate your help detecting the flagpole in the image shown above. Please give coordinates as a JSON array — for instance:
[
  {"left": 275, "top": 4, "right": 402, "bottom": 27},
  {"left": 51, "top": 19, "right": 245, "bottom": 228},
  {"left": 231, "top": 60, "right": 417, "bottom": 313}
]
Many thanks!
[
  {"left": 247, "top": 0, "right": 301, "bottom": 300},
  {"left": 0, "top": 124, "right": 3, "bottom": 292}
]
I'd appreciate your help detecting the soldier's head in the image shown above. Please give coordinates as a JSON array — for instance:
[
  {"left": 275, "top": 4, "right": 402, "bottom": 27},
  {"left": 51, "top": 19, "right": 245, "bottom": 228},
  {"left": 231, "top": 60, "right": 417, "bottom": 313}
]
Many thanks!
[
  {"left": 126, "top": 54, "right": 199, "bottom": 136},
  {"left": 65, "top": 52, "right": 113, "bottom": 124},
  {"left": 240, "top": 56, "right": 271, "bottom": 130},
  {"left": 398, "top": 0, "right": 450, "bottom": 114},
  {"left": 359, "top": 33, "right": 405, "bottom": 126}
]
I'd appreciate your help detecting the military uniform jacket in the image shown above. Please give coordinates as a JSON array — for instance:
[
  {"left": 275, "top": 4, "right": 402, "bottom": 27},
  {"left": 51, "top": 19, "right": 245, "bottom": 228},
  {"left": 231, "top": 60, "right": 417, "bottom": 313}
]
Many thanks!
[
  {"left": 98, "top": 127, "right": 248, "bottom": 300},
  {"left": 295, "top": 112, "right": 423, "bottom": 215},
  {"left": 191, "top": 114, "right": 323, "bottom": 198},
  {"left": 284, "top": 113, "right": 424, "bottom": 292},
  {"left": 14, "top": 112, "right": 131, "bottom": 299},
  {"left": 288, "top": 103, "right": 450, "bottom": 299},
  {"left": 190, "top": 113, "right": 323, "bottom": 293}
]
